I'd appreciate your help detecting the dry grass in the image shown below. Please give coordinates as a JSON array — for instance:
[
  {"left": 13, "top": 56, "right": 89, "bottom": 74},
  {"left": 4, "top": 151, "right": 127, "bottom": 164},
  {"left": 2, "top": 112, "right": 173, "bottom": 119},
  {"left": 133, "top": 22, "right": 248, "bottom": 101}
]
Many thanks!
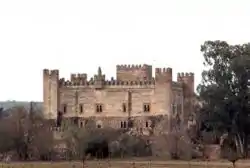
[{"left": 0, "top": 160, "right": 249, "bottom": 168}]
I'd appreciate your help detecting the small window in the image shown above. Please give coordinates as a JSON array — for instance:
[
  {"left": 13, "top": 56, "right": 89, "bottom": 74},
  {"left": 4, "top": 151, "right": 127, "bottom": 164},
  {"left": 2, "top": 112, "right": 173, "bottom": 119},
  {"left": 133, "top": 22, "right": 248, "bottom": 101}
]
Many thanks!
[
  {"left": 146, "top": 121, "right": 149, "bottom": 128},
  {"left": 123, "top": 121, "right": 127, "bottom": 128},
  {"left": 63, "top": 104, "right": 67, "bottom": 114},
  {"left": 121, "top": 121, "right": 127, "bottom": 128},
  {"left": 96, "top": 104, "right": 103, "bottom": 113},
  {"left": 143, "top": 103, "right": 150, "bottom": 112},
  {"left": 97, "top": 124, "right": 101, "bottom": 128},
  {"left": 80, "top": 121, "right": 83, "bottom": 128},
  {"left": 56, "top": 111, "right": 63, "bottom": 127},
  {"left": 79, "top": 104, "right": 83, "bottom": 113},
  {"left": 122, "top": 103, "right": 127, "bottom": 112}
]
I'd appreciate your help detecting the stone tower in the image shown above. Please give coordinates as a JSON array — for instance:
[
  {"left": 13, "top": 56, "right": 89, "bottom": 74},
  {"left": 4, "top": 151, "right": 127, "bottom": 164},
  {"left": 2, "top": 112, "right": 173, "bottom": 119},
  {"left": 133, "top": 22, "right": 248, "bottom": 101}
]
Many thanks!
[{"left": 43, "top": 69, "right": 59, "bottom": 119}]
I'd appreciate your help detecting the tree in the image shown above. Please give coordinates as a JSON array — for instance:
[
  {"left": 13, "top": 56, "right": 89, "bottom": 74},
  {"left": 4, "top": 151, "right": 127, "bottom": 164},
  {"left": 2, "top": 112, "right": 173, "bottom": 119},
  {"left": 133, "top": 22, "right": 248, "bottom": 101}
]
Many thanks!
[
  {"left": 0, "top": 103, "right": 54, "bottom": 161},
  {"left": 198, "top": 41, "right": 250, "bottom": 158}
]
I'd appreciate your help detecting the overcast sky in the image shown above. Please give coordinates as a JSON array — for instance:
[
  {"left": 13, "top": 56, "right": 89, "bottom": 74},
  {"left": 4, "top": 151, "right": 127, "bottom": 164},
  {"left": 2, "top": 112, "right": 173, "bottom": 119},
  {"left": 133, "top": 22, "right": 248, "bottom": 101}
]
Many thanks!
[{"left": 0, "top": 0, "right": 249, "bottom": 101}]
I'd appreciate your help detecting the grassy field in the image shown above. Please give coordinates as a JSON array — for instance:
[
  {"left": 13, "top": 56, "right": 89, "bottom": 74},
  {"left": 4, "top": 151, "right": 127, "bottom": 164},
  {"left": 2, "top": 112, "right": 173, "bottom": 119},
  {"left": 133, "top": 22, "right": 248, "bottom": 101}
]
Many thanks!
[{"left": 0, "top": 160, "right": 249, "bottom": 168}]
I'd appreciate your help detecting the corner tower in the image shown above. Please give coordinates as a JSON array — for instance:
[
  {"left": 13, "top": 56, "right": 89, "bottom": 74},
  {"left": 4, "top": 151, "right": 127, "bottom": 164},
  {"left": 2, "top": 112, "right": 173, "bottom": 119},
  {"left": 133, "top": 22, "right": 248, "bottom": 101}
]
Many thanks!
[
  {"left": 154, "top": 67, "right": 173, "bottom": 132},
  {"left": 177, "top": 72, "right": 194, "bottom": 97},
  {"left": 177, "top": 72, "right": 195, "bottom": 123},
  {"left": 43, "top": 69, "right": 59, "bottom": 119}
]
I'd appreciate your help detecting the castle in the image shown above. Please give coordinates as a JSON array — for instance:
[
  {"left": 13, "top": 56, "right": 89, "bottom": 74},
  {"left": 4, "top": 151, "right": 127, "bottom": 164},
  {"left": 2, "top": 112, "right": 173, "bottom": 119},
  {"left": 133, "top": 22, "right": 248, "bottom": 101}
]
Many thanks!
[{"left": 43, "top": 64, "right": 194, "bottom": 133}]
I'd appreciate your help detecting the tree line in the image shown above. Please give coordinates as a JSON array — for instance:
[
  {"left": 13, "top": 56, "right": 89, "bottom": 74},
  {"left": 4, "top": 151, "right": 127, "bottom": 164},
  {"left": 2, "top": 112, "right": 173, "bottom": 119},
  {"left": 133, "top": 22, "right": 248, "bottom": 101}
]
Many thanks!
[{"left": 198, "top": 41, "right": 250, "bottom": 158}]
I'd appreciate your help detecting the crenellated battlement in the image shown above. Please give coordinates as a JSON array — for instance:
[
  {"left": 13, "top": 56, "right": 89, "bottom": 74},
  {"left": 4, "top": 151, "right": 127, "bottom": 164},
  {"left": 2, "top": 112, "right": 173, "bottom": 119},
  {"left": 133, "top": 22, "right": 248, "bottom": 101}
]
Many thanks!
[
  {"left": 43, "top": 69, "right": 59, "bottom": 77},
  {"left": 177, "top": 72, "right": 194, "bottom": 78},
  {"left": 60, "top": 78, "right": 156, "bottom": 87},
  {"left": 116, "top": 64, "right": 149, "bottom": 70},
  {"left": 70, "top": 73, "right": 87, "bottom": 82},
  {"left": 177, "top": 72, "right": 194, "bottom": 83},
  {"left": 155, "top": 67, "right": 172, "bottom": 74},
  {"left": 44, "top": 66, "right": 194, "bottom": 89},
  {"left": 116, "top": 64, "right": 152, "bottom": 81},
  {"left": 177, "top": 72, "right": 195, "bottom": 96},
  {"left": 155, "top": 67, "right": 172, "bottom": 83}
]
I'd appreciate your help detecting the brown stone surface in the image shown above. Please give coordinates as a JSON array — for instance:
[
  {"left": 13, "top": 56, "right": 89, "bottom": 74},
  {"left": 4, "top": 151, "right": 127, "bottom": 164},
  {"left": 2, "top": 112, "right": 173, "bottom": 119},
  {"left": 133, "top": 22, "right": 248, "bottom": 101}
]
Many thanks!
[
  {"left": 43, "top": 64, "right": 195, "bottom": 131},
  {"left": 204, "top": 145, "right": 221, "bottom": 160}
]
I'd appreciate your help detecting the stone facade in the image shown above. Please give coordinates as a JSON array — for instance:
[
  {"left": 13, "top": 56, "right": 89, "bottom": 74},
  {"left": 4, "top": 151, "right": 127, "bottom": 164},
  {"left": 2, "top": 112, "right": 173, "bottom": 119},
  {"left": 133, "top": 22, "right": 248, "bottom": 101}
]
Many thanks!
[{"left": 43, "top": 64, "right": 195, "bottom": 132}]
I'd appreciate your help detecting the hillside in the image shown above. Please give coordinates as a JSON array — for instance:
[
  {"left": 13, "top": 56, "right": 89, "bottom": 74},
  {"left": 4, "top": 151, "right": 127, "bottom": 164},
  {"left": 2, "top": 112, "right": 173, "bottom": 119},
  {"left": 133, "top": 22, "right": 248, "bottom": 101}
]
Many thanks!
[{"left": 0, "top": 101, "right": 43, "bottom": 110}]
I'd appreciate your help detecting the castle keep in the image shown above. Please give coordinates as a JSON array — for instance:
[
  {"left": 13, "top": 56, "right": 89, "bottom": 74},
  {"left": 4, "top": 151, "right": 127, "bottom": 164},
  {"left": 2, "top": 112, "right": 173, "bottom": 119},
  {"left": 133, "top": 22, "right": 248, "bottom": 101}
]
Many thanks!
[{"left": 43, "top": 64, "right": 194, "bottom": 132}]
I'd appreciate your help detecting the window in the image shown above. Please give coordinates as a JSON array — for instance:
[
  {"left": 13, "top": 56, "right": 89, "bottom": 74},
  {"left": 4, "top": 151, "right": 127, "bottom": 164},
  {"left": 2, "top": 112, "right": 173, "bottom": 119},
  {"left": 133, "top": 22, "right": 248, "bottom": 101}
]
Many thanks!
[
  {"left": 122, "top": 103, "right": 127, "bottom": 112},
  {"left": 143, "top": 103, "right": 150, "bottom": 112},
  {"left": 121, "top": 121, "right": 127, "bottom": 128},
  {"left": 79, "top": 104, "right": 83, "bottom": 113},
  {"left": 97, "top": 124, "right": 102, "bottom": 128},
  {"left": 96, "top": 104, "right": 103, "bottom": 113},
  {"left": 63, "top": 104, "right": 67, "bottom": 114},
  {"left": 56, "top": 111, "right": 63, "bottom": 127},
  {"left": 123, "top": 121, "right": 127, "bottom": 128},
  {"left": 145, "top": 121, "right": 149, "bottom": 128},
  {"left": 80, "top": 121, "right": 83, "bottom": 128}
]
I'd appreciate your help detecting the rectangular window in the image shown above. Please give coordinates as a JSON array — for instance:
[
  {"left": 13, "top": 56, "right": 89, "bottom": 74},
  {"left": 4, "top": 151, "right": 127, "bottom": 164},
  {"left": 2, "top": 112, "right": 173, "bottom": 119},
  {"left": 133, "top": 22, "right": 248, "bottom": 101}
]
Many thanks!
[
  {"left": 143, "top": 103, "right": 150, "bottom": 112},
  {"left": 123, "top": 121, "right": 127, "bottom": 128},
  {"left": 79, "top": 104, "right": 83, "bottom": 113},
  {"left": 63, "top": 104, "right": 67, "bottom": 114},
  {"left": 96, "top": 104, "right": 103, "bottom": 113},
  {"left": 80, "top": 121, "right": 83, "bottom": 128},
  {"left": 122, "top": 103, "right": 127, "bottom": 112},
  {"left": 121, "top": 121, "right": 127, "bottom": 128}
]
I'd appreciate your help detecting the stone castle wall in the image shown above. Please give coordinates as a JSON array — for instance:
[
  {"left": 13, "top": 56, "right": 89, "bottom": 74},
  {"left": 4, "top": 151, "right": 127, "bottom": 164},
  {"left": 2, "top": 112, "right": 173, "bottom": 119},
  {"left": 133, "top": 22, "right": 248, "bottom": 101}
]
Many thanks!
[
  {"left": 116, "top": 64, "right": 153, "bottom": 81},
  {"left": 43, "top": 64, "right": 194, "bottom": 131}
]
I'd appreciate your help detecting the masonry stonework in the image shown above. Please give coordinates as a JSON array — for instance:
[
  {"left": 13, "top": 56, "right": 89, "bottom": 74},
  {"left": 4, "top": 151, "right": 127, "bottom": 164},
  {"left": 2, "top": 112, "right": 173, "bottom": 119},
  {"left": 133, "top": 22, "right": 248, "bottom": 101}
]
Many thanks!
[{"left": 43, "top": 64, "right": 194, "bottom": 132}]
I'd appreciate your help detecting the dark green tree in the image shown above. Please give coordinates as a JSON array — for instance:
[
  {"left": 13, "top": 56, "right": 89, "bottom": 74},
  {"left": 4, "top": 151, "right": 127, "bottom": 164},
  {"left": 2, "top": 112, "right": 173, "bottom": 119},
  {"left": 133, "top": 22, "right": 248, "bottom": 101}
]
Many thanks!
[{"left": 198, "top": 41, "right": 250, "bottom": 158}]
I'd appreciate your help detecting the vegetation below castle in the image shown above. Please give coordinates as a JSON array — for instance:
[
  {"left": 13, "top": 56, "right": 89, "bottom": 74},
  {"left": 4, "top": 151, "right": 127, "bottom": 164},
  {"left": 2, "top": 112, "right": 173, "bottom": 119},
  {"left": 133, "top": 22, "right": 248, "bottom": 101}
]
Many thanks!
[{"left": 0, "top": 104, "right": 198, "bottom": 161}]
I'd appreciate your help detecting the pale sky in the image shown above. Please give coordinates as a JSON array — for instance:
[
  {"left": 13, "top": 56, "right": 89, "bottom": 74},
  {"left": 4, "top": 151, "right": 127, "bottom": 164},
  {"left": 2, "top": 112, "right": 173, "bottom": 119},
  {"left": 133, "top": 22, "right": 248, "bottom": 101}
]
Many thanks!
[{"left": 0, "top": 0, "right": 249, "bottom": 101}]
